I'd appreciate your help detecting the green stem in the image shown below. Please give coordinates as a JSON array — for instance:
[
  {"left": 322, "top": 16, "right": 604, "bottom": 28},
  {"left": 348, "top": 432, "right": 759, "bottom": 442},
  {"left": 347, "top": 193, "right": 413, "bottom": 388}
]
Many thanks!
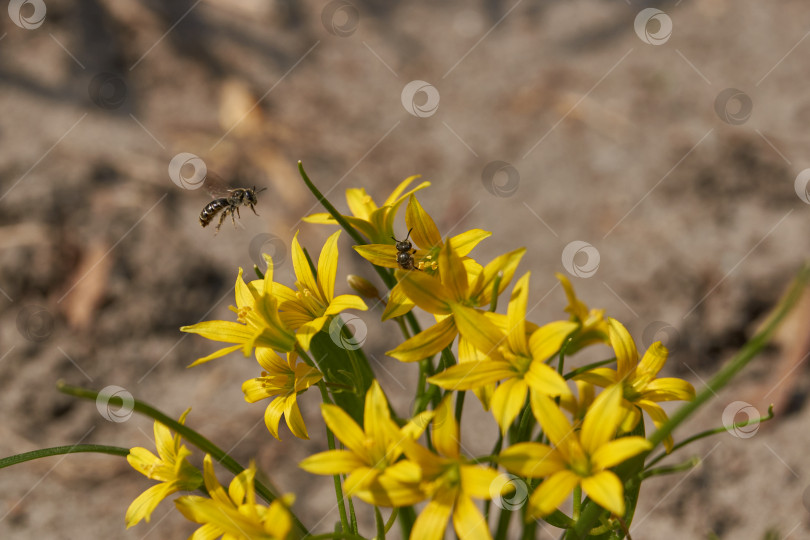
[
  {"left": 493, "top": 506, "right": 512, "bottom": 540},
  {"left": 56, "top": 382, "right": 309, "bottom": 536},
  {"left": 563, "top": 358, "right": 616, "bottom": 380},
  {"left": 571, "top": 485, "right": 581, "bottom": 521},
  {"left": 383, "top": 507, "right": 399, "bottom": 534},
  {"left": 454, "top": 390, "right": 466, "bottom": 425},
  {"left": 315, "top": 380, "right": 351, "bottom": 535},
  {"left": 375, "top": 506, "right": 385, "bottom": 540},
  {"left": 347, "top": 492, "right": 358, "bottom": 534},
  {"left": 0, "top": 444, "right": 129, "bottom": 469},
  {"left": 489, "top": 272, "right": 503, "bottom": 312},
  {"left": 641, "top": 457, "right": 701, "bottom": 479}
]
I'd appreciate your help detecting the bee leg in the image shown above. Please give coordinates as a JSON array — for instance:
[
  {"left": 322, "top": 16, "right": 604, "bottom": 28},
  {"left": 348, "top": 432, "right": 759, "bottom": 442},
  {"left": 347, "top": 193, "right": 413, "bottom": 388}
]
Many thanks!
[
  {"left": 250, "top": 203, "right": 259, "bottom": 216},
  {"left": 215, "top": 210, "right": 228, "bottom": 233},
  {"left": 236, "top": 206, "right": 242, "bottom": 219},
  {"left": 230, "top": 207, "right": 238, "bottom": 228}
]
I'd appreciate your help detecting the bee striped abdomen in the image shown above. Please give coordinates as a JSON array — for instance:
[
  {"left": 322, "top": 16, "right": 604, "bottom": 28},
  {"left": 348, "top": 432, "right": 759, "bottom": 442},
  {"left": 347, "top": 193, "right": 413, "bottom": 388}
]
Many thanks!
[{"left": 199, "top": 198, "right": 229, "bottom": 227}]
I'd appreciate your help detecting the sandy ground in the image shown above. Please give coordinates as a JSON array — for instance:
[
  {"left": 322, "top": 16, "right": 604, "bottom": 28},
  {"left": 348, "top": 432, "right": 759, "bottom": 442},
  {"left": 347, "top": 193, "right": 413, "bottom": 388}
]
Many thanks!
[{"left": 1, "top": 0, "right": 810, "bottom": 538}]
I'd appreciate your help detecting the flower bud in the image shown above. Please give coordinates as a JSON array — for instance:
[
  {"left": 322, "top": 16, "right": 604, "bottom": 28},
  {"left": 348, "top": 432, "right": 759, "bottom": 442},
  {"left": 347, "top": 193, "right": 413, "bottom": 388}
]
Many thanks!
[{"left": 347, "top": 275, "right": 380, "bottom": 299}]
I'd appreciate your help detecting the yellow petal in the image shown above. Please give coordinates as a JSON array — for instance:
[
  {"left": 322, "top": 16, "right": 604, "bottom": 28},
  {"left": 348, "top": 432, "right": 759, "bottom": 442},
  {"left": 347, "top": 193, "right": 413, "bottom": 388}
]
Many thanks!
[
  {"left": 398, "top": 271, "right": 453, "bottom": 314},
  {"left": 580, "top": 384, "right": 624, "bottom": 456},
  {"left": 608, "top": 318, "right": 639, "bottom": 378},
  {"left": 295, "top": 316, "right": 329, "bottom": 351},
  {"left": 235, "top": 268, "right": 256, "bottom": 309},
  {"left": 187, "top": 344, "right": 243, "bottom": 367},
  {"left": 410, "top": 488, "right": 455, "bottom": 540},
  {"left": 284, "top": 394, "right": 309, "bottom": 439},
  {"left": 301, "top": 212, "right": 337, "bottom": 224},
  {"left": 317, "top": 230, "right": 341, "bottom": 302},
  {"left": 263, "top": 397, "right": 287, "bottom": 440},
  {"left": 438, "top": 242, "right": 469, "bottom": 301},
  {"left": 529, "top": 393, "right": 575, "bottom": 450},
  {"left": 428, "top": 361, "right": 513, "bottom": 390},
  {"left": 459, "top": 465, "right": 501, "bottom": 500},
  {"left": 643, "top": 378, "right": 696, "bottom": 402},
  {"left": 344, "top": 467, "right": 381, "bottom": 494},
  {"left": 526, "top": 470, "right": 579, "bottom": 520},
  {"left": 506, "top": 273, "right": 531, "bottom": 356},
  {"left": 637, "top": 341, "right": 668, "bottom": 379},
  {"left": 591, "top": 437, "right": 652, "bottom": 470},
  {"left": 364, "top": 381, "right": 391, "bottom": 451},
  {"left": 354, "top": 474, "right": 427, "bottom": 507},
  {"left": 299, "top": 450, "right": 366, "bottom": 475},
  {"left": 528, "top": 321, "right": 579, "bottom": 363},
  {"left": 498, "top": 443, "right": 564, "bottom": 478},
  {"left": 354, "top": 244, "right": 400, "bottom": 269},
  {"left": 292, "top": 231, "right": 321, "bottom": 299},
  {"left": 405, "top": 195, "right": 442, "bottom": 249},
  {"left": 320, "top": 403, "right": 369, "bottom": 461},
  {"left": 180, "top": 321, "right": 252, "bottom": 344},
  {"left": 637, "top": 399, "right": 674, "bottom": 453},
  {"left": 387, "top": 316, "right": 457, "bottom": 363},
  {"left": 382, "top": 175, "right": 427, "bottom": 207},
  {"left": 555, "top": 272, "right": 589, "bottom": 322},
  {"left": 581, "top": 470, "right": 625, "bottom": 516},
  {"left": 473, "top": 247, "right": 526, "bottom": 306},
  {"left": 346, "top": 188, "right": 376, "bottom": 220},
  {"left": 125, "top": 482, "right": 178, "bottom": 527},
  {"left": 525, "top": 362, "right": 572, "bottom": 398},
  {"left": 324, "top": 294, "right": 368, "bottom": 316},
  {"left": 490, "top": 378, "right": 528, "bottom": 434},
  {"left": 448, "top": 229, "right": 492, "bottom": 257},
  {"left": 451, "top": 305, "right": 506, "bottom": 358},
  {"left": 452, "top": 493, "right": 493, "bottom": 540},
  {"left": 572, "top": 367, "right": 618, "bottom": 388},
  {"left": 432, "top": 394, "right": 459, "bottom": 459},
  {"left": 381, "top": 282, "right": 415, "bottom": 321}
]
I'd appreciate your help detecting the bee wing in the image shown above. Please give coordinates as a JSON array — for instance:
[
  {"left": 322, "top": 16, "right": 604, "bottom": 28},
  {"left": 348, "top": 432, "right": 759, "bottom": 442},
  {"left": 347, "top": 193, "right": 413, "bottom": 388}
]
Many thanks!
[{"left": 203, "top": 171, "right": 233, "bottom": 198}]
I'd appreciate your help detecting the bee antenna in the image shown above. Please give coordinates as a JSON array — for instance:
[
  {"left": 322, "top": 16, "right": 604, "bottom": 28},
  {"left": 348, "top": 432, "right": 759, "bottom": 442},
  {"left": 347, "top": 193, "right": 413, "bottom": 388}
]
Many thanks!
[{"left": 405, "top": 228, "right": 413, "bottom": 241}]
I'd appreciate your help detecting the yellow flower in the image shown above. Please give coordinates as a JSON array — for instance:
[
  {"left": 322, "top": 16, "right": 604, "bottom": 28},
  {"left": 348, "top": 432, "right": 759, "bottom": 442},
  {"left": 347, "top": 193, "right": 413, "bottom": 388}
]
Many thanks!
[
  {"left": 303, "top": 175, "right": 431, "bottom": 243},
  {"left": 385, "top": 239, "right": 525, "bottom": 362},
  {"left": 125, "top": 409, "right": 202, "bottom": 528},
  {"left": 180, "top": 263, "right": 297, "bottom": 365},
  {"left": 299, "top": 380, "right": 432, "bottom": 506},
  {"left": 574, "top": 318, "right": 696, "bottom": 452},
  {"left": 242, "top": 349, "right": 322, "bottom": 440},
  {"left": 556, "top": 272, "right": 610, "bottom": 352},
  {"left": 400, "top": 395, "right": 502, "bottom": 540},
  {"left": 175, "top": 454, "right": 294, "bottom": 540},
  {"left": 428, "top": 272, "right": 577, "bottom": 433},
  {"left": 354, "top": 195, "right": 492, "bottom": 320},
  {"left": 270, "top": 230, "right": 368, "bottom": 351},
  {"left": 499, "top": 384, "right": 652, "bottom": 519}
]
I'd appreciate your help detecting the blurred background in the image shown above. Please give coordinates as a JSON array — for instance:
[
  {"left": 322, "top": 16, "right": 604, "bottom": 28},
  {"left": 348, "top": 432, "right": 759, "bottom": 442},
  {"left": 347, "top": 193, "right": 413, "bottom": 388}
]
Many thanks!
[{"left": 1, "top": 0, "right": 809, "bottom": 538}]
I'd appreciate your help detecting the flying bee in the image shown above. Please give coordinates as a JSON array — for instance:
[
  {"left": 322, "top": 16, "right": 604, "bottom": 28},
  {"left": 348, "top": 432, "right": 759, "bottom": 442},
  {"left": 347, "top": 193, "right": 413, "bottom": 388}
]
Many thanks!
[
  {"left": 198, "top": 172, "right": 266, "bottom": 232},
  {"left": 392, "top": 228, "right": 419, "bottom": 270}
]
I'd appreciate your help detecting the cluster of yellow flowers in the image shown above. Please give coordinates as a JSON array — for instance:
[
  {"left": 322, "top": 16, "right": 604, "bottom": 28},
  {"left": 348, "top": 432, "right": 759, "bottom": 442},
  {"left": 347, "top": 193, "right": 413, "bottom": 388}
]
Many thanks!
[{"left": 126, "top": 176, "right": 696, "bottom": 539}]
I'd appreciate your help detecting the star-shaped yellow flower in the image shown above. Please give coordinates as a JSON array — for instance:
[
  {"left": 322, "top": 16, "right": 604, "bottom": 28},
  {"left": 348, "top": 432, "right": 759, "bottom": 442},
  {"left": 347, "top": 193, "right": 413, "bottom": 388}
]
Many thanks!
[
  {"left": 303, "top": 174, "right": 431, "bottom": 243},
  {"left": 175, "top": 454, "right": 294, "bottom": 540},
  {"left": 499, "top": 384, "right": 652, "bottom": 520},
  {"left": 125, "top": 409, "right": 202, "bottom": 528},
  {"left": 428, "top": 272, "right": 577, "bottom": 433},
  {"left": 574, "top": 317, "right": 695, "bottom": 451},
  {"left": 299, "top": 380, "right": 432, "bottom": 506},
  {"left": 242, "top": 349, "right": 322, "bottom": 440}
]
